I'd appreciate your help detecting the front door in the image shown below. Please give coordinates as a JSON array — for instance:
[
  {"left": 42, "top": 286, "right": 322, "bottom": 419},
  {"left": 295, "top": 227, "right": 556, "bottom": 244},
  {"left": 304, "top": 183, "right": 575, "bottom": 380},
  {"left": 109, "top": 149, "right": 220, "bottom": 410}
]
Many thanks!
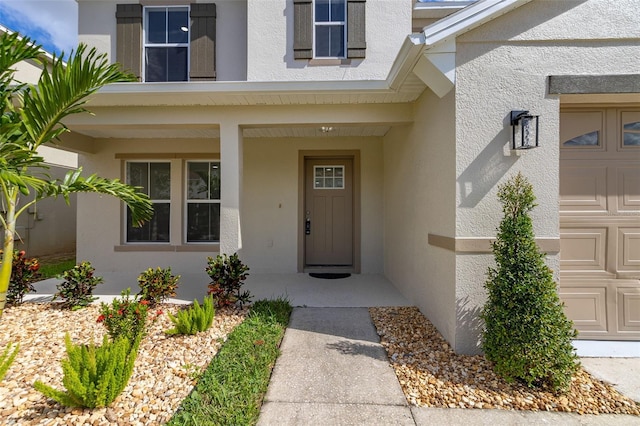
[{"left": 304, "top": 158, "right": 354, "bottom": 267}]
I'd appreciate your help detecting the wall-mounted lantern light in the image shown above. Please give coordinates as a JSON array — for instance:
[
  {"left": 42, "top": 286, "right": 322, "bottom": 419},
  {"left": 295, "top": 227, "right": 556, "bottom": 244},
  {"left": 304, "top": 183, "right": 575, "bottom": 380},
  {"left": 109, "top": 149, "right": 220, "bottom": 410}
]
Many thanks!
[{"left": 510, "top": 110, "right": 539, "bottom": 150}]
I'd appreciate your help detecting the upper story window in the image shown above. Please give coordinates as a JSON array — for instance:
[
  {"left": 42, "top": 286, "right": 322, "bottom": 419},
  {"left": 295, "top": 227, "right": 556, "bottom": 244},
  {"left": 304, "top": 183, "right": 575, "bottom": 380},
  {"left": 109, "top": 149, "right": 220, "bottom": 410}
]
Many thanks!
[
  {"left": 116, "top": 3, "right": 217, "bottom": 82},
  {"left": 294, "top": 0, "right": 366, "bottom": 60},
  {"left": 144, "top": 6, "right": 189, "bottom": 82},
  {"left": 314, "top": 0, "right": 346, "bottom": 58}
]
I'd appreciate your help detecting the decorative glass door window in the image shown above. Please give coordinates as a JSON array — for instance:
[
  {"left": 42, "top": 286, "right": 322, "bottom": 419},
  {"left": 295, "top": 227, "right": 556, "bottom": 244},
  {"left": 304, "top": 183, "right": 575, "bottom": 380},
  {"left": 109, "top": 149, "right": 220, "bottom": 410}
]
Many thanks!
[
  {"left": 314, "top": 166, "right": 344, "bottom": 189},
  {"left": 623, "top": 121, "right": 640, "bottom": 146},
  {"left": 126, "top": 162, "right": 171, "bottom": 242},
  {"left": 314, "top": 0, "right": 346, "bottom": 58},
  {"left": 563, "top": 131, "right": 599, "bottom": 146},
  {"left": 144, "top": 6, "right": 189, "bottom": 82},
  {"left": 186, "top": 162, "right": 221, "bottom": 242}
]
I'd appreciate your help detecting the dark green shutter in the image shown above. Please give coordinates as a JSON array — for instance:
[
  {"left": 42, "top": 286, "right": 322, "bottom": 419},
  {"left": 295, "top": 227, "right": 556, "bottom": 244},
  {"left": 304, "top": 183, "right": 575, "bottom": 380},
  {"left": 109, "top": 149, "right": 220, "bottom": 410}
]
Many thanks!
[
  {"left": 293, "top": 0, "right": 313, "bottom": 59},
  {"left": 116, "top": 4, "right": 142, "bottom": 80},
  {"left": 190, "top": 3, "right": 217, "bottom": 81},
  {"left": 347, "top": 0, "right": 366, "bottom": 58}
]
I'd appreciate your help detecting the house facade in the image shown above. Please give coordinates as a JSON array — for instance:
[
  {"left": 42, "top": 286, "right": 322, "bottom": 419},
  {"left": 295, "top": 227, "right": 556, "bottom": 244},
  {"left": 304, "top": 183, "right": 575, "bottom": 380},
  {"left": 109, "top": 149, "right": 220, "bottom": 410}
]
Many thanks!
[{"left": 65, "top": 0, "right": 639, "bottom": 354}]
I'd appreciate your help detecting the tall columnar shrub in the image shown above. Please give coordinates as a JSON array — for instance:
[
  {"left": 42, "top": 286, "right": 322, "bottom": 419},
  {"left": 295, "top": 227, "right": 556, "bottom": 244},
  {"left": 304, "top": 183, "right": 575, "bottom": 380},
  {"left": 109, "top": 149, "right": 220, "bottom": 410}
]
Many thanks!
[
  {"left": 137, "top": 267, "right": 180, "bottom": 306},
  {"left": 54, "top": 261, "right": 103, "bottom": 310},
  {"left": 206, "top": 253, "right": 251, "bottom": 307},
  {"left": 34, "top": 334, "right": 139, "bottom": 408},
  {"left": 481, "top": 173, "right": 579, "bottom": 392}
]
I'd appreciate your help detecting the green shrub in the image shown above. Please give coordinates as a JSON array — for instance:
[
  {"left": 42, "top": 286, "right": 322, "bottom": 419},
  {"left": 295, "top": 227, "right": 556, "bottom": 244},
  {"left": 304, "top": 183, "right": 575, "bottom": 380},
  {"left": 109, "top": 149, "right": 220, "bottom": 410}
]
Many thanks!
[
  {"left": 481, "top": 173, "right": 579, "bottom": 392},
  {"left": 137, "top": 267, "right": 179, "bottom": 306},
  {"left": 54, "top": 261, "right": 103, "bottom": 310},
  {"left": 166, "top": 295, "right": 215, "bottom": 336},
  {"left": 97, "top": 289, "right": 149, "bottom": 343},
  {"left": 206, "top": 253, "right": 251, "bottom": 307},
  {"left": 0, "top": 342, "right": 19, "bottom": 382},
  {"left": 4, "top": 250, "right": 40, "bottom": 305},
  {"left": 34, "top": 333, "right": 139, "bottom": 408}
]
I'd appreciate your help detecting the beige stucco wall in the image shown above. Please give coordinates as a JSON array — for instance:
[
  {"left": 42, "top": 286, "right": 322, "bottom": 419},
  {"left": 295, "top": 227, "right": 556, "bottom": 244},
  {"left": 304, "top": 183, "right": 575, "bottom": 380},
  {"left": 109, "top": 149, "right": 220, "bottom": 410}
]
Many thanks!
[
  {"left": 77, "top": 0, "right": 248, "bottom": 81},
  {"left": 451, "top": 0, "right": 640, "bottom": 353},
  {"left": 383, "top": 88, "right": 457, "bottom": 344},
  {"left": 76, "top": 134, "right": 383, "bottom": 289},
  {"left": 15, "top": 165, "right": 77, "bottom": 258},
  {"left": 246, "top": 0, "right": 412, "bottom": 81},
  {"left": 242, "top": 136, "right": 384, "bottom": 274}
]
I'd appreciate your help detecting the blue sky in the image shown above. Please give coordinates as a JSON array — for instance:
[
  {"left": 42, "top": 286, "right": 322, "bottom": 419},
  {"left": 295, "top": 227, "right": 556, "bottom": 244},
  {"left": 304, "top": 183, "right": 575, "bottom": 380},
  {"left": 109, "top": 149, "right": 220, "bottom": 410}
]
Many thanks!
[{"left": 0, "top": 0, "right": 77, "bottom": 57}]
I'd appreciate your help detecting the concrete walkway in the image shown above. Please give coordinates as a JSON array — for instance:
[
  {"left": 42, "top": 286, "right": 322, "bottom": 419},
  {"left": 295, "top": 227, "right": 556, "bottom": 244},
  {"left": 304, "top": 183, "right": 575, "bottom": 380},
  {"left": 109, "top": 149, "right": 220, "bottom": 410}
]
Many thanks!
[{"left": 258, "top": 307, "right": 640, "bottom": 426}]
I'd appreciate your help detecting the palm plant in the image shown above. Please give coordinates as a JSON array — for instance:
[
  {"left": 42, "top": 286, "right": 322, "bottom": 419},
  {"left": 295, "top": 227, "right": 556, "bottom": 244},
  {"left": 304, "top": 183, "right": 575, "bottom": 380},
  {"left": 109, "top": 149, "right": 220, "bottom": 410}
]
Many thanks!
[{"left": 0, "top": 31, "right": 153, "bottom": 318}]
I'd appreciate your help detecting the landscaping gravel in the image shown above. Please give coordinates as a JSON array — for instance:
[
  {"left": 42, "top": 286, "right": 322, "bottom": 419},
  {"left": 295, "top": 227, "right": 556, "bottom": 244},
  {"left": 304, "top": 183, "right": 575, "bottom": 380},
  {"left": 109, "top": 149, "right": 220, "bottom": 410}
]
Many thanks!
[
  {"left": 370, "top": 306, "right": 640, "bottom": 416},
  {"left": 0, "top": 302, "right": 247, "bottom": 425}
]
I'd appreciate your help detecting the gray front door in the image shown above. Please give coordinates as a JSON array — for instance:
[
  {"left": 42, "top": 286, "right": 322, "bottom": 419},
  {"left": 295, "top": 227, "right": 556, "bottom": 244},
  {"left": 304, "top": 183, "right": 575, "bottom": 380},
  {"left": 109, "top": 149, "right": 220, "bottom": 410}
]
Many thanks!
[{"left": 304, "top": 158, "right": 354, "bottom": 266}]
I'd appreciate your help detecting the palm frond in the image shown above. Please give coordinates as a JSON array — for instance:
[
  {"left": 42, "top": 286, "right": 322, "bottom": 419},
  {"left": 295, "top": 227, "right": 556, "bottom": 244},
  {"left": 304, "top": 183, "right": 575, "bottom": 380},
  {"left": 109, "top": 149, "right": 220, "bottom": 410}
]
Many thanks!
[
  {"left": 20, "top": 44, "right": 135, "bottom": 149},
  {"left": 41, "top": 168, "right": 153, "bottom": 226}
]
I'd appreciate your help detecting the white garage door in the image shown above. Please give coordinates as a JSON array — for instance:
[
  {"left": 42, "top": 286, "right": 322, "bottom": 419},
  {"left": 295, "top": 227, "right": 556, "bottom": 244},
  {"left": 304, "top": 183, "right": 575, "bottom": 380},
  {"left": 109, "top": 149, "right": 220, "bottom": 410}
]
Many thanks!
[{"left": 559, "top": 107, "right": 640, "bottom": 340}]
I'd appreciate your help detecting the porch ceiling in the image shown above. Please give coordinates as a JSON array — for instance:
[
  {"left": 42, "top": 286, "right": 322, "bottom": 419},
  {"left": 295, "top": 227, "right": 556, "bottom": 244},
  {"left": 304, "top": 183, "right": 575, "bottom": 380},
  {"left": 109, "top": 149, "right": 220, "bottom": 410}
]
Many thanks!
[{"left": 68, "top": 124, "right": 392, "bottom": 140}]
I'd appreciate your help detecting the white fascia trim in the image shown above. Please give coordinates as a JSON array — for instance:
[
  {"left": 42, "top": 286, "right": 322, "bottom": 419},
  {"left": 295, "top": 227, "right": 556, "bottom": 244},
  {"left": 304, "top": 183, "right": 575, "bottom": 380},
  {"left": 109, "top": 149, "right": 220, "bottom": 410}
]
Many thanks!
[
  {"left": 422, "top": 0, "right": 531, "bottom": 47},
  {"left": 98, "top": 80, "right": 392, "bottom": 95}
]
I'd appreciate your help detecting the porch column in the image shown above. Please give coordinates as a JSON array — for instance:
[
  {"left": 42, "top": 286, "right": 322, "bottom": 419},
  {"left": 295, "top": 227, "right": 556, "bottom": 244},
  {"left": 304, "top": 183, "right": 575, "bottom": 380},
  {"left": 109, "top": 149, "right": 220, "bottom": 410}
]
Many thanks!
[{"left": 219, "top": 122, "right": 243, "bottom": 255}]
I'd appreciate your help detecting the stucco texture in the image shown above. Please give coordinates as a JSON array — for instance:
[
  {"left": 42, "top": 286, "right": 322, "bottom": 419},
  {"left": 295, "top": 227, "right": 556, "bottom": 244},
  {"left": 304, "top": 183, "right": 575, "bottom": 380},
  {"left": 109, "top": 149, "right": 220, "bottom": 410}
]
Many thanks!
[
  {"left": 246, "top": 0, "right": 412, "bottom": 81},
  {"left": 383, "top": 88, "right": 457, "bottom": 345},
  {"left": 451, "top": 0, "right": 640, "bottom": 353}
]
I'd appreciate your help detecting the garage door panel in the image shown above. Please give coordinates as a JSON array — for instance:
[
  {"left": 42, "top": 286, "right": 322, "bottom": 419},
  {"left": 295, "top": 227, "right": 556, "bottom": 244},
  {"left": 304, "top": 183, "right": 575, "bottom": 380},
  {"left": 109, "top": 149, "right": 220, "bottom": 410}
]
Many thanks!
[
  {"left": 617, "top": 167, "right": 640, "bottom": 212},
  {"left": 618, "top": 229, "right": 640, "bottom": 270},
  {"left": 560, "top": 228, "right": 607, "bottom": 271},
  {"left": 617, "top": 287, "right": 640, "bottom": 333},
  {"left": 559, "top": 285, "right": 607, "bottom": 332},
  {"left": 560, "top": 110, "right": 605, "bottom": 152},
  {"left": 560, "top": 166, "right": 607, "bottom": 212}
]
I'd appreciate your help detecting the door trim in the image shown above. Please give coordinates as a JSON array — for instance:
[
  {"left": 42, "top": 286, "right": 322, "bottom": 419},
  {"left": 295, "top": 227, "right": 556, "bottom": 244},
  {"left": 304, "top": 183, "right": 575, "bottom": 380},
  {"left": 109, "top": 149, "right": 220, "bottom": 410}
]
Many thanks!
[{"left": 298, "top": 150, "right": 361, "bottom": 273}]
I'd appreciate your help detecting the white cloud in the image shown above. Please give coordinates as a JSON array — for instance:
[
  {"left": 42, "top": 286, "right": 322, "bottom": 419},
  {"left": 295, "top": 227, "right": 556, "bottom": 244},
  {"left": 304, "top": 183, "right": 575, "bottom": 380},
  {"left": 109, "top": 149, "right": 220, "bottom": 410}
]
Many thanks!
[{"left": 0, "top": 0, "right": 77, "bottom": 54}]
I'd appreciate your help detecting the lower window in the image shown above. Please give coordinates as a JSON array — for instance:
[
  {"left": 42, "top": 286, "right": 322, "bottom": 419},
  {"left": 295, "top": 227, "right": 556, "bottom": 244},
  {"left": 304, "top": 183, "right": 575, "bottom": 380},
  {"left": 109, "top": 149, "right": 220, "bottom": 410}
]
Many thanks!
[
  {"left": 126, "top": 162, "right": 171, "bottom": 242},
  {"left": 186, "top": 161, "right": 221, "bottom": 242},
  {"left": 124, "top": 160, "right": 221, "bottom": 244}
]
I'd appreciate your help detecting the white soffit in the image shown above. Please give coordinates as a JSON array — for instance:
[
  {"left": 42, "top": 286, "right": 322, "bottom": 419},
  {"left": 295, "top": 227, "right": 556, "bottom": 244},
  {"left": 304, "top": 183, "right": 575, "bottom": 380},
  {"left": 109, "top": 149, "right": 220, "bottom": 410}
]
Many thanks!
[{"left": 413, "top": 1, "right": 476, "bottom": 19}]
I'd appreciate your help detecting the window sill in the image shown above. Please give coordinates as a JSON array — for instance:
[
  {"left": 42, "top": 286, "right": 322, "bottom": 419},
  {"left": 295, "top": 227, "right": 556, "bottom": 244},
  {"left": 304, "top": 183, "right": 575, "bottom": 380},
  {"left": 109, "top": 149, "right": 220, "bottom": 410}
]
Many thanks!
[
  {"left": 308, "top": 58, "right": 351, "bottom": 66},
  {"left": 114, "top": 244, "right": 220, "bottom": 253}
]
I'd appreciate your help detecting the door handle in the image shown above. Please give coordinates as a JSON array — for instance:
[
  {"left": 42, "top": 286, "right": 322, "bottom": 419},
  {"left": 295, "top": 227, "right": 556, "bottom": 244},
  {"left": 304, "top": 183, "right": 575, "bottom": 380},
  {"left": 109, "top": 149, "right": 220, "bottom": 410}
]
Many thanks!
[{"left": 305, "top": 218, "right": 311, "bottom": 235}]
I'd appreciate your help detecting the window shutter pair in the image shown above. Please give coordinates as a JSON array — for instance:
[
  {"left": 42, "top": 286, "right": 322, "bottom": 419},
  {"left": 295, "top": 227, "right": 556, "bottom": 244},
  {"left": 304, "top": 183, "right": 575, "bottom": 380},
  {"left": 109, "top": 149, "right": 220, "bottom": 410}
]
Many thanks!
[
  {"left": 115, "top": 3, "right": 217, "bottom": 81},
  {"left": 293, "top": 0, "right": 366, "bottom": 60}
]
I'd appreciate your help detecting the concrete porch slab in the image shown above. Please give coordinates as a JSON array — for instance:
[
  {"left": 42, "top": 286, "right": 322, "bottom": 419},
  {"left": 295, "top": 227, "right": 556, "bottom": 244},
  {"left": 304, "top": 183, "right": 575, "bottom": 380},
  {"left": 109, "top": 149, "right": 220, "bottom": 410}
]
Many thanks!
[{"left": 27, "top": 273, "right": 411, "bottom": 308}]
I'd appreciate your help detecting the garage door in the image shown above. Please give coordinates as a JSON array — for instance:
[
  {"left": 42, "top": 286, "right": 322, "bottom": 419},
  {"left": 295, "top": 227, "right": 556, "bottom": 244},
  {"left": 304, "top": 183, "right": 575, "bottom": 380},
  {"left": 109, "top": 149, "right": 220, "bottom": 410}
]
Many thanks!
[{"left": 559, "top": 107, "right": 640, "bottom": 340}]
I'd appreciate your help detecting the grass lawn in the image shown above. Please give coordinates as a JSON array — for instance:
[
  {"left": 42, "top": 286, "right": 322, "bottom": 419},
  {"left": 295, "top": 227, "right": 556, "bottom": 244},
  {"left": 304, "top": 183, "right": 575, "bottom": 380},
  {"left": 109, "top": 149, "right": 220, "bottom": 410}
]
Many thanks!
[
  {"left": 168, "top": 297, "right": 292, "bottom": 425},
  {"left": 38, "top": 258, "right": 75, "bottom": 280}
]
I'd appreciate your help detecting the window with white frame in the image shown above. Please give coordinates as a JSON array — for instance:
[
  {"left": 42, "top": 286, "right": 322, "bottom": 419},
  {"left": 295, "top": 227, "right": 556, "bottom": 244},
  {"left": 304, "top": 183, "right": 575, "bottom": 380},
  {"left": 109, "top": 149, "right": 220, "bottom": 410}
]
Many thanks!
[
  {"left": 144, "top": 6, "right": 189, "bottom": 82},
  {"left": 186, "top": 161, "right": 221, "bottom": 242},
  {"left": 314, "top": 0, "right": 346, "bottom": 58},
  {"left": 126, "top": 162, "right": 171, "bottom": 242}
]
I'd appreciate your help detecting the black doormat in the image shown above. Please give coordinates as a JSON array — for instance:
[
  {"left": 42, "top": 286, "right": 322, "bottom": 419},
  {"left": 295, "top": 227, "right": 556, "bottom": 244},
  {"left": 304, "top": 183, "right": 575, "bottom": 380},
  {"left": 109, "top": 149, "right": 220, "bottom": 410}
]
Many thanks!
[{"left": 309, "top": 273, "right": 351, "bottom": 279}]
